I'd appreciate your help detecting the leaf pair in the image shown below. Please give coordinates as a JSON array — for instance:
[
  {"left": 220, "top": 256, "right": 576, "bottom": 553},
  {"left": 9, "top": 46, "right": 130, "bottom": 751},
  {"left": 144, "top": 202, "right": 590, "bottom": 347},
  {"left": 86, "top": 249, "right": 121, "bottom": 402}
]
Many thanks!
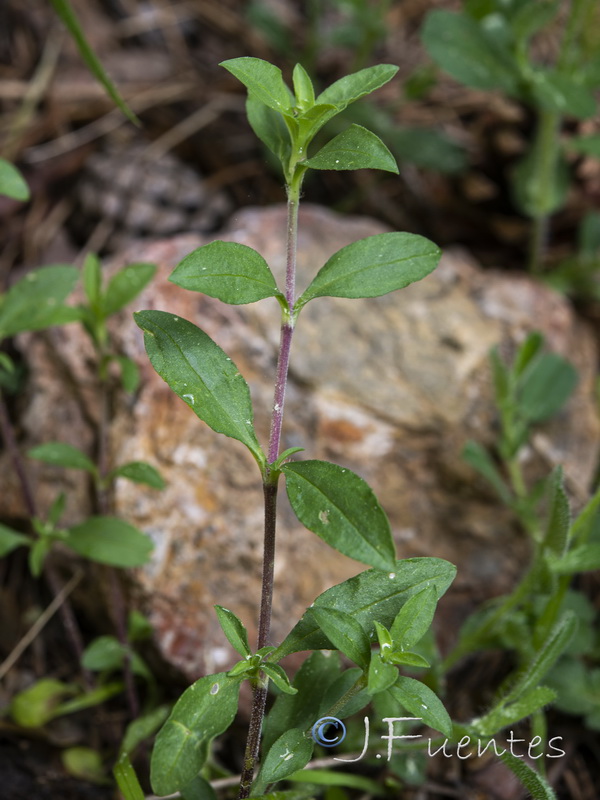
[
  {"left": 168, "top": 233, "right": 440, "bottom": 314},
  {"left": 28, "top": 441, "right": 165, "bottom": 490},
  {"left": 222, "top": 57, "right": 400, "bottom": 180},
  {"left": 0, "top": 516, "right": 153, "bottom": 573}
]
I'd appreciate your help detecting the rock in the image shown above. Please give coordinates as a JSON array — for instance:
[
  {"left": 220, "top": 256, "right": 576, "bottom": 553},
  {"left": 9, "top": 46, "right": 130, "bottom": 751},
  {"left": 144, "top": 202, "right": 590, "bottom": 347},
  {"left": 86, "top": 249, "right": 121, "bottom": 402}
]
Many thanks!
[{"left": 4, "top": 204, "right": 598, "bottom": 678}]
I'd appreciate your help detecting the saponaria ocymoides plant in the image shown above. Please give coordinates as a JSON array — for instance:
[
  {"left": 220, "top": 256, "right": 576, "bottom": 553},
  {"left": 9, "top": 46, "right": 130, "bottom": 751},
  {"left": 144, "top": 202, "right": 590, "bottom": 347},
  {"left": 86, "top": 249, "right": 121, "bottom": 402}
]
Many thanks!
[{"left": 127, "top": 58, "right": 579, "bottom": 800}]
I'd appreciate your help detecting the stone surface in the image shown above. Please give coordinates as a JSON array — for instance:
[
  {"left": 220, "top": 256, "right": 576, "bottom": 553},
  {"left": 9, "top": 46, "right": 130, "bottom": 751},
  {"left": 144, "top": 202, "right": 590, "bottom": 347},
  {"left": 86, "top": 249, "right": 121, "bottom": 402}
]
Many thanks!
[{"left": 3, "top": 204, "right": 599, "bottom": 678}]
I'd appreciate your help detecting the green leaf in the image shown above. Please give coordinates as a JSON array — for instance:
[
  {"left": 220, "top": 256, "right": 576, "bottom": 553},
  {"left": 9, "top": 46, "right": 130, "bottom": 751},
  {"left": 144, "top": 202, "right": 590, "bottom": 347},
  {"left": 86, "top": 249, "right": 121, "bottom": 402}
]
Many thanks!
[
  {"left": 150, "top": 672, "right": 241, "bottom": 795},
  {"left": 81, "top": 635, "right": 151, "bottom": 680},
  {"left": 54, "top": 681, "right": 124, "bottom": 715},
  {"left": 0, "top": 265, "right": 79, "bottom": 340},
  {"left": 305, "top": 124, "right": 398, "bottom": 174},
  {"left": 48, "top": 493, "right": 66, "bottom": 526},
  {"left": 109, "top": 461, "right": 165, "bottom": 489},
  {"left": 119, "top": 705, "right": 172, "bottom": 758},
  {"left": 181, "top": 775, "right": 218, "bottom": 800},
  {"left": 214, "top": 605, "right": 251, "bottom": 657},
  {"left": 257, "top": 729, "right": 313, "bottom": 787},
  {"left": 510, "top": 1, "right": 559, "bottom": 43},
  {"left": 262, "top": 651, "right": 342, "bottom": 753},
  {"left": 529, "top": 71, "right": 597, "bottom": 119},
  {"left": 65, "top": 517, "right": 153, "bottom": 567},
  {"left": 82, "top": 253, "right": 102, "bottom": 309},
  {"left": 0, "top": 352, "right": 15, "bottom": 373},
  {"left": 282, "top": 460, "right": 396, "bottom": 570},
  {"left": 386, "top": 651, "right": 430, "bottom": 668},
  {"left": 568, "top": 134, "right": 600, "bottom": 158},
  {"left": 374, "top": 621, "right": 393, "bottom": 651},
  {"left": 27, "top": 442, "right": 97, "bottom": 475},
  {"left": 10, "top": 679, "right": 78, "bottom": 727},
  {"left": 221, "top": 57, "right": 292, "bottom": 113},
  {"left": 473, "top": 686, "right": 557, "bottom": 737},
  {"left": 307, "top": 606, "right": 372, "bottom": 669},
  {"left": 316, "top": 64, "right": 399, "bottom": 111},
  {"left": 272, "top": 557, "right": 456, "bottom": 660},
  {"left": 48, "top": 0, "right": 139, "bottom": 124},
  {"left": 543, "top": 467, "right": 570, "bottom": 557},
  {"left": 511, "top": 146, "right": 569, "bottom": 218},
  {"left": 504, "top": 612, "right": 577, "bottom": 704},
  {"left": 389, "top": 585, "right": 438, "bottom": 650},
  {"left": 570, "top": 482, "right": 600, "bottom": 544},
  {"left": 389, "top": 676, "right": 452, "bottom": 737},
  {"left": 296, "top": 102, "right": 339, "bottom": 141},
  {"left": 262, "top": 663, "right": 298, "bottom": 695},
  {"left": 246, "top": 96, "right": 291, "bottom": 166},
  {"left": 287, "top": 769, "right": 381, "bottom": 795},
  {"left": 61, "top": 746, "right": 104, "bottom": 782},
  {"left": 421, "top": 10, "right": 520, "bottom": 94},
  {"left": 114, "top": 753, "right": 146, "bottom": 800},
  {"left": 103, "top": 262, "right": 156, "bottom": 316},
  {"left": 0, "top": 524, "right": 30, "bottom": 556},
  {"left": 292, "top": 63, "right": 315, "bottom": 109},
  {"left": 134, "top": 310, "right": 265, "bottom": 468},
  {"left": 112, "top": 355, "right": 140, "bottom": 393},
  {"left": 513, "top": 331, "right": 544, "bottom": 376},
  {"left": 0, "top": 158, "right": 30, "bottom": 201},
  {"left": 367, "top": 653, "right": 398, "bottom": 694},
  {"left": 128, "top": 609, "right": 154, "bottom": 642},
  {"left": 296, "top": 233, "right": 440, "bottom": 310},
  {"left": 549, "top": 543, "right": 600, "bottom": 574},
  {"left": 321, "top": 667, "right": 370, "bottom": 719},
  {"left": 271, "top": 447, "right": 305, "bottom": 471},
  {"left": 29, "top": 537, "right": 53, "bottom": 577},
  {"left": 517, "top": 353, "right": 577, "bottom": 422},
  {"left": 498, "top": 751, "right": 556, "bottom": 799},
  {"left": 462, "top": 441, "right": 512, "bottom": 504},
  {"left": 170, "top": 241, "right": 282, "bottom": 305}
]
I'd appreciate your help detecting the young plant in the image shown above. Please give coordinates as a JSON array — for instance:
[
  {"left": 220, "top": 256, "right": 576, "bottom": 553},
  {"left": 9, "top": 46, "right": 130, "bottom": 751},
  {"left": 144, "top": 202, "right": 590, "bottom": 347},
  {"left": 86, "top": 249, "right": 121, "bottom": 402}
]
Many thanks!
[
  {"left": 134, "top": 57, "right": 454, "bottom": 799},
  {"left": 448, "top": 334, "right": 580, "bottom": 664},
  {"left": 422, "top": 0, "right": 600, "bottom": 273},
  {"left": 1, "top": 254, "right": 160, "bottom": 740},
  {"left": 0, "top": 256, "right": 160, "bottom": 576},
  {"left": 131, "top": 58, "right": 574, "bottom": 800}
]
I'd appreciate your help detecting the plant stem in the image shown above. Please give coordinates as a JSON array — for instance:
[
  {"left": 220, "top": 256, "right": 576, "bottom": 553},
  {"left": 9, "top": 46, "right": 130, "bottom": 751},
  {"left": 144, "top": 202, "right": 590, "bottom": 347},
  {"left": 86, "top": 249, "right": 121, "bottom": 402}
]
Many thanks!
[
  {"left": 527, "top": 109, "right": 561, "bottom": 274},
  {"left": 96, "top": 368, "right": 139, "bottom": 720},
  {"left": 238, "top": 178, "right": 302, "bottom": 799}
]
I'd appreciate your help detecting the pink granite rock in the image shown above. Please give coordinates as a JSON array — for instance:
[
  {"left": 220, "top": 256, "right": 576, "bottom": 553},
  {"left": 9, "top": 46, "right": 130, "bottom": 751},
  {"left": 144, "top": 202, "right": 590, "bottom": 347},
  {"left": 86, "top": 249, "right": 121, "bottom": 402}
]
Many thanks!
[{"left": 4, "top": 204, "right": 598, "bottom": 678}]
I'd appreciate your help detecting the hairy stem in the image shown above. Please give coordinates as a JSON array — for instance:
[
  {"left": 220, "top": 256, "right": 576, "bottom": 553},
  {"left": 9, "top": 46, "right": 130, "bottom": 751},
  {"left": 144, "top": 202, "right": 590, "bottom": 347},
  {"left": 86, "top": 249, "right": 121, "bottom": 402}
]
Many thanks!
[
  {"left": 267, "top": 184, "right": 299, "bottom": 464},
  {"left": 238, "top": 179, "right": 302, "bottom": 799}
]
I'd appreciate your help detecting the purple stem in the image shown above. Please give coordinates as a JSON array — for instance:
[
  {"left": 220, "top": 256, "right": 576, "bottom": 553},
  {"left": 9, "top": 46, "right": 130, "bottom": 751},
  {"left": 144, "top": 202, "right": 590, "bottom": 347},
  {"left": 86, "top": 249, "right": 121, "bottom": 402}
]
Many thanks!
[{"left": 238, "top": 184, "right": 301, "bottom": 799}]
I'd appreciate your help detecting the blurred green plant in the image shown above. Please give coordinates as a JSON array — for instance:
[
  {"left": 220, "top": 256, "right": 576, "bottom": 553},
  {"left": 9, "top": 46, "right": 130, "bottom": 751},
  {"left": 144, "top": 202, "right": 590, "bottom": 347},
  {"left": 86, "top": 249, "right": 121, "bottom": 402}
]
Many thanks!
[
  {"left": 422, "top": 0, "right": 600, "bottom": 273},
  {"left": 545, "top": 211, "right": 600, "bottom": 299},
  {"left": 440, "top": 333, "right": 600, "bottom": 760},
  {"left": 48, "top": 0, "right": 138, "bottom": 123}
]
